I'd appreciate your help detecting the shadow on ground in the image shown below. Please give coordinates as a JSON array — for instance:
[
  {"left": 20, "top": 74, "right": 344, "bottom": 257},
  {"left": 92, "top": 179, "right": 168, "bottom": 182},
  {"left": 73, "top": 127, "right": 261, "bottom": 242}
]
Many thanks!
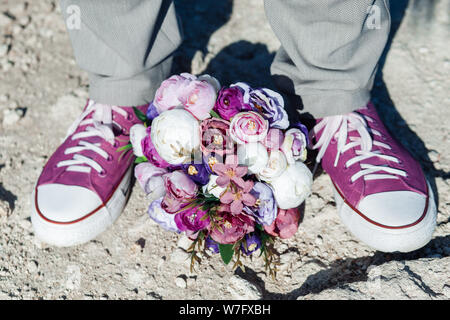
[
  {"left": 172, "top": 0, "right": 448, "bottom": 298},
  {"left": 235, "top": 235, "right": 449, "bottom": 299}
]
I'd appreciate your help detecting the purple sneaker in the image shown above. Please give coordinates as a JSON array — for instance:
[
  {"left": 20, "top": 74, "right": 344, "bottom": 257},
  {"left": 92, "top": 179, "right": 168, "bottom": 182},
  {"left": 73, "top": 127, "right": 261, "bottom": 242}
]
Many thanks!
[
  {"left": 31, "top": 99, "right": 148, "bottom": 246},
  {"left": 312, "top": 102, "right": 436, "bottom": 252}
]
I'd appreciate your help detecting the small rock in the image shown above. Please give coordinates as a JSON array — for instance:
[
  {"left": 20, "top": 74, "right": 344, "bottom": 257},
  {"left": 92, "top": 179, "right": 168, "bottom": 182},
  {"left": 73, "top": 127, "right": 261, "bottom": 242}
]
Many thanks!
[
  {"left": 0, "top": 203, "right": 9, "bottom": 220},
  {"left": 12, "top": 25, "right": 23, "bottom": 35},
  {"left": 443, "top": 285, "right": 450, "bottom": 299},
  {"left": 18, "top": 16, "right": 31, "bottom": 27},
  {"left": 280, "top": 252, "right": 297, "bottom": 266},
  {"left": 175, "top": 276, "right": 187, "bottom": 288},
  {"left": 2, "top": 109, "right": 20, "bottom": 126},
  {"left": 0, "top": 94, "right": 9, "bottom": 103},
  {"left": 227, "top": 276, "right": 262, "bottom": 300},
  {"left": 18, "top": 218, "right": 32, "bottom": 230},
  {"left": 9, "top": 3, "right": 27, "bottom": 17},
  {"left": 170, "top": 248, "right": 190, "bottom": 265},
  {"left": 315, "top": 235, "right": 324, "bottom": 246},
  {"left": 27, "top": 260, "right": 39, "bottom": 273},
  {"left": 186, "top": 277, "right": 196, "bottom": 287},
  {"left": 0, "top": 45, "right": 8, "bottom": 57},
  {"left": 0, "top": 14, "right": 13, "bottom": 27},
  {"left": 177, "top": 235, "right": 192, "bottom": 251},
  {"left": 428, "top": 150, "right": 440, "bottom": 163}
]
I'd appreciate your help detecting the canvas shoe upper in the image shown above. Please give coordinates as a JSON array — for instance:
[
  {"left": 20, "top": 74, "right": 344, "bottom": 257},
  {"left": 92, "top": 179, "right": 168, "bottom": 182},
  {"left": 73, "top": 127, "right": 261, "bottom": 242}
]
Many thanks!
[
  {"left": 311, "top": 102, "right": 436, "bottom": 252},
  {"left": 32, "top": 99, "right": 148, "bottom": 246}
]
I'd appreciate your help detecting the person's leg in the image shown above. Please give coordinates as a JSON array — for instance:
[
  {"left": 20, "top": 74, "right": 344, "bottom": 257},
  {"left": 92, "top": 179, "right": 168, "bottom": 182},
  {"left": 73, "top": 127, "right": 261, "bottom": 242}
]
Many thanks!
[
  {"left": 265, "top": 0, "right": 437, "bottom": 252},
  {"left": 32, "top": 0, "right": 182, "bottom": 246},
  {"left": 60, "top": 0, "right": 182, "bottom": 106},
  {"left": 265, "top": 0, "right": 390, "bottom": 118}
]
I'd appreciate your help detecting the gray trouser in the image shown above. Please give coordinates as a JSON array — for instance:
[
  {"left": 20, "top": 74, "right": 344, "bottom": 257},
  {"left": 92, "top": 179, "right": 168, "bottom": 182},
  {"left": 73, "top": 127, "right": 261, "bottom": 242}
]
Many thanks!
[
  {"left": 60, "top": 0, "right": 390, "bottom": 118},
  {"left": 60, "top": 0, "right": 182, "bottom": 107}
]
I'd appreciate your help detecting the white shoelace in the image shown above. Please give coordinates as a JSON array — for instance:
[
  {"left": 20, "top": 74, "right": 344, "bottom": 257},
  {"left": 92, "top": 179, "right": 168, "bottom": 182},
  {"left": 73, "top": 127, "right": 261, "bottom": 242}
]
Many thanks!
[
  {"left": 312, "top": 112, "right": 407, "bottom": 182},
  {"left": 56, "top": 100, "right": 128, "bottom": 174}
]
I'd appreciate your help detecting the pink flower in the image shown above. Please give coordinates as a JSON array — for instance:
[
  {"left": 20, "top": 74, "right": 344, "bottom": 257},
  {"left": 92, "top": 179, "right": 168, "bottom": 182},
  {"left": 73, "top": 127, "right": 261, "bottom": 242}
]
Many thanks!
[
  {"left": 174, "top": 205, "right": 210, "bottom": 234},
  {"left": 200, "top": 118, "right": 234, "bottom": 156},
  {"left": 263, "top": 128, "right": 284, "bottom": 151},
  {"left": 178, "top": 79, "right": 217, "bottom": 120},
  {"left": 153, "top": 75, "right": 190, "bottom": 114},
  {"left": 212, "top": 155, "right": 247, "bottom": 188},
  {"left": 220, "top": 181, "right": 256, "bottom": 215},
  {"left": 213, "top": 86, "right": 252, "bottom": 120},
  {"left": 161, "top": 171, "right": 198, "bottom": 213},
  {"left": 229, "top": 111, "right": 269, "bottom": 144},
  {"left": 264, "top": 208, "right": 301, "bottom": 239},
  {"left": 209, "top": 206, "right": 255, "bottom": 244}
]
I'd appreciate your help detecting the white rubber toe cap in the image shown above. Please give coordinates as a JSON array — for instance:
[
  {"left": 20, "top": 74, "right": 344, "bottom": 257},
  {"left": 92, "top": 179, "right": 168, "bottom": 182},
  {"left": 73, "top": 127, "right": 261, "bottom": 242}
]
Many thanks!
[
  {"left": 357, "top": 191, "right": 427, "bottom": 227},
  {"left": 35, "top": 184, "right": 102, "bottom": 223}
]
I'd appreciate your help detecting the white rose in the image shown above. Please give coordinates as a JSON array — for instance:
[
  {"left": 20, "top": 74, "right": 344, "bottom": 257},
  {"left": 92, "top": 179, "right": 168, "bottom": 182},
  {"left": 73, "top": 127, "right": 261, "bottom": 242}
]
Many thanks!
[
  {"left": 236, "top": 142, "right": 269, "bottom": 174},
  {"left": 129, "top": 124, "right": 147, "bottom": 157},
  {"left": 150, "top": 109, "right": 201, "bottom": 165},
  {"left": 202, "top": 175, "right": 226, "bottom": 198},
  {"left": 270, "top": 161, "right": 312, "bottom": 209},
  {"left": 257, "top": 150, "right": 287, "bottom": 182}
]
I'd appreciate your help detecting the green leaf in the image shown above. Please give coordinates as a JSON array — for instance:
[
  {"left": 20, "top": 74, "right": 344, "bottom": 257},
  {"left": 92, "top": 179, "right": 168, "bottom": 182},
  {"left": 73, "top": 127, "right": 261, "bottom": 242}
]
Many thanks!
[
  {"left": 134, "top": 156, "right": 148, "bottom": 164},
  {"left": 209, "top": 110, "right": 221, "bottom": 119},
  {"left": 219, "top": 244, "right": 234, "bottom": 265},
  {"left": 133, "top": 107, "right": 148, "bottom": 122},
  {"left": 117, "top": 143, "right": 133, "bottom": 152}
]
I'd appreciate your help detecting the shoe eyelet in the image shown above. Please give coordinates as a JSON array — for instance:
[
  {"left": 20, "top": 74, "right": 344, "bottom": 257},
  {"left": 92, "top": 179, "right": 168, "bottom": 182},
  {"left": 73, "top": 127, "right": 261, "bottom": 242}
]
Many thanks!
[
  {"left": 127, "top": 113, "right": 133, "bottom": 121},
  {"left": 107, "top": 155, "right": 113, "bottom": 162},
  {"left": 113, "top": 141, "right": 119, "bottom": 148},
  {"left": 99, "top": 170, "right": 107, "bottom": 177}
]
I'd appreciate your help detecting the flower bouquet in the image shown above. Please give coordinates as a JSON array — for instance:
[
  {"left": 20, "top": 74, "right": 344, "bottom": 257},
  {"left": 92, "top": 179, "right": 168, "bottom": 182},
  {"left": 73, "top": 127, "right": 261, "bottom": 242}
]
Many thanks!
[{"left": 124, "top": 73, "right": 312, "bottom": 276}]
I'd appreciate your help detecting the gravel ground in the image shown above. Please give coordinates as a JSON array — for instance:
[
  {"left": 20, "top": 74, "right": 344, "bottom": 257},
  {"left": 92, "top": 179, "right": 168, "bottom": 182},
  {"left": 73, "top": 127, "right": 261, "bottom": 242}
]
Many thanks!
[{"left": 0, "top": 0, "right": 448, "bottom": 300}]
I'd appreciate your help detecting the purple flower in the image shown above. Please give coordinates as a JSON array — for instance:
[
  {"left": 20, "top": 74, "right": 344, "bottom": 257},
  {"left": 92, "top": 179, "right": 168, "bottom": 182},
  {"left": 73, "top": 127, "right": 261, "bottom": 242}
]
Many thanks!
[
  {"left": 148, "top": 198, "right": 181, "bottom": 233},
  {"left": 174, "top": 206, "right": 210, "bottom": 234},
  {"left": 203, "top": 153, "right": 224, "bottom": 175},
  {"left": 241, "top": 233, "right": 261, "bottom": 256},
  {"left": 250, "top": 88, "right": 289, "bottom": 129},
  {"left": 213, "top": 86, "right": 252, "bottom": 120},
  {"left": 181, "top": 162, "right": 210, "bottom": 185},
  {"left": 146, "top": 102, "right": 159, "bottom": 120},
  {"left": 281, "top": 128, "right": 308, "bottom": 163},
  {"left": 243, "top": 182, "right": 277, "bottom": 226},
  {"left": 236, "top": 83, "right": 289, "bottom": 129},
  {"left": 205, "top": 236, "right": 219, "bottom": 254},
  {"left": 134, "top": 163, "right": 167, "bottom": 198},
  {"left": 292, "top": 122, "right": 310, "bottom": 146}
]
